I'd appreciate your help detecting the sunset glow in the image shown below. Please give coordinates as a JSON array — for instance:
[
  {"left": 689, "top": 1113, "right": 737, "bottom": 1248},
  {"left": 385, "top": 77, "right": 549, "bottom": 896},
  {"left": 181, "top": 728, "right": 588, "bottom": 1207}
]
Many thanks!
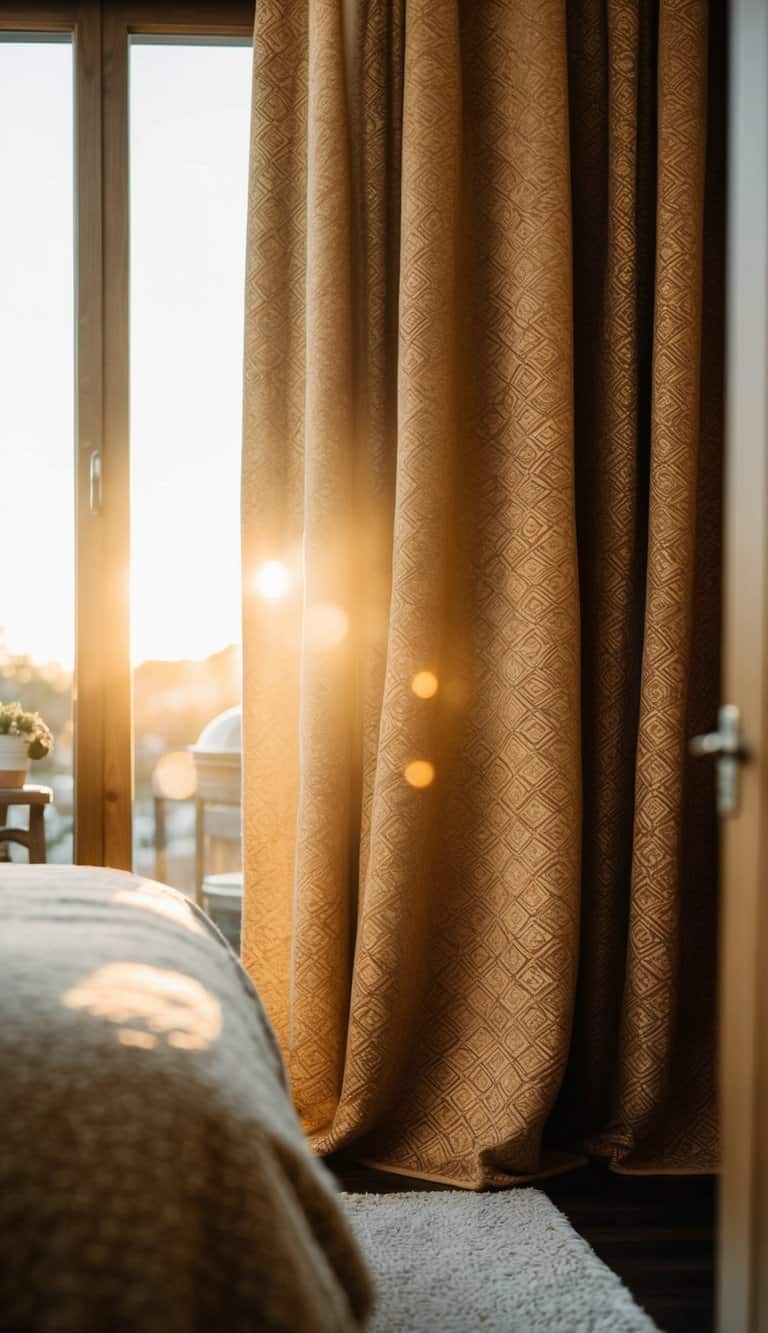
[
  {"left": 0, "top": 40, "right": 252, "bottom": 671},
  {"left": 254, "top": 560, "right": 292, "bottom": 602},
  {"left": 129, "top": 41, "right": 251, "bottom": 667},
  {"left": 0, "top": 41, "right": 74, "bottom": 669}
]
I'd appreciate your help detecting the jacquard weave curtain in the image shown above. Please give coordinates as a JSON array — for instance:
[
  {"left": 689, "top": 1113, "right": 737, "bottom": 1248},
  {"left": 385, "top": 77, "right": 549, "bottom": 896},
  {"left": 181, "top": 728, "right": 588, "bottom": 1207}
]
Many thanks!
[{"left": 241, "top": 0, "right": 724, "bottom": 1188}]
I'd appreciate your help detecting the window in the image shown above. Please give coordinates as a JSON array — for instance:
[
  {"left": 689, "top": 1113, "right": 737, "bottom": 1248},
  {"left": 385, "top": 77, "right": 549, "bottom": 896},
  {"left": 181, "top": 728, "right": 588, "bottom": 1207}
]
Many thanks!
[
  {"left": 0, "top": 35, "right": 75, "bottom": 861},
  {"left": 0, "top": 3, "right": 254, "bottom": 879},
  {"left": 130, "top": 39, "right": 251, "bottom": 892}
]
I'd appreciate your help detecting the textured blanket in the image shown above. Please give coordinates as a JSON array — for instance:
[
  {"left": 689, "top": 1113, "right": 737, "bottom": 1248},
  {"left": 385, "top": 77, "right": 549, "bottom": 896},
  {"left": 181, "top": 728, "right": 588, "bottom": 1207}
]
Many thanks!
[{"left": 0, "top": 866, "right": 371, "bottom": 1333}]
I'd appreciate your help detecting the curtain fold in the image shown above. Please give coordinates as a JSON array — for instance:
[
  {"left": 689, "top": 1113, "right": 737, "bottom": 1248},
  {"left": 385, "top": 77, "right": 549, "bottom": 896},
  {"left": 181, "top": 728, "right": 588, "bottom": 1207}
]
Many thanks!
[{"left": 242, "top": 0, "right": 723, "bottom": 1188}]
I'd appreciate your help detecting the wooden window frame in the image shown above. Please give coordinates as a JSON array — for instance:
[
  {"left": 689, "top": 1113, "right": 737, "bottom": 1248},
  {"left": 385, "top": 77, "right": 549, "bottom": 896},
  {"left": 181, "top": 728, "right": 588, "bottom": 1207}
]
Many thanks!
[{"left": 0, "top": 0, "right": 253, "bottom": 867}]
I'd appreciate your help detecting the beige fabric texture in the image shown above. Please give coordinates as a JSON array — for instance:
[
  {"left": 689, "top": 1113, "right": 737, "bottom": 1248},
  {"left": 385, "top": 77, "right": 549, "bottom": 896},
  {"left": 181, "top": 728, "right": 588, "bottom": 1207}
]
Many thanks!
[
  {"left": 0, "top": 867, "right": 371, "bottom": 1332},
  {"left": 242, "top": 0, "right": 724, "bottom": 1188}
]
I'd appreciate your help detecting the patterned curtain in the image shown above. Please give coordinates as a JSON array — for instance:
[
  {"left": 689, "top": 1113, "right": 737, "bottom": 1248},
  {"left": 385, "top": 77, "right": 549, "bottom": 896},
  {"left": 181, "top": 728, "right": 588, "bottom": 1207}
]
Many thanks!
[{"left": 241, "top": 0, "right": 724, "bottom": 1188}]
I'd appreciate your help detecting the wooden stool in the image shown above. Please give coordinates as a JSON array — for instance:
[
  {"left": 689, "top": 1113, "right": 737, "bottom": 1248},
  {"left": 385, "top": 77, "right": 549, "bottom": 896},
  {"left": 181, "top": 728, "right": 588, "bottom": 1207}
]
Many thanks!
[{"left": 0, "top": 786, "right": 52, "bottom": 864}]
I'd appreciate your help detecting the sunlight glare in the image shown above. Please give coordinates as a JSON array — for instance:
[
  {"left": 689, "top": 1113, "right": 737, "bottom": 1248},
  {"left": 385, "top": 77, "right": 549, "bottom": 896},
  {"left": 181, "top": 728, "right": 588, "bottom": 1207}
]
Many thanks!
[
  {"left": 63, "top": 963, "right": 221, "bottom": 1048},
  {"left": 411, "top": 670, "right": 439, "bottom": 699},
  {"left": 306, "top": 603, "right": 349, "bottom": 650},
  {"left": 168, "top": 1031, "right": 207, "bottom": 1051},
  {"left": 113, "top": 886, "right": 203, "bottom": 935},
  {"left": 254, "top": 560, "right": 292, "bottom": 601},
  {"left": 152, "top": 750, "right": 197, "bottom": 801},
  {"left": 404, "top": 760, "right": 436, "bottom": 789},
  {"left": 118, "top": 1028, "right": 157, "bottom": 1049}
]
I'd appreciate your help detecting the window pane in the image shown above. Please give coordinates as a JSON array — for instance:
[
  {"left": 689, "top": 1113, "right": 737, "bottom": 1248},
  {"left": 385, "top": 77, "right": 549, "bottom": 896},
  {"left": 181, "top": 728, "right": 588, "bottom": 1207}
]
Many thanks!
[
  {"left": 0, "top": 38, "right": 74, "bottom": 863},
  {"left": 129, "top": 41, "right": 251, "bottom": 913}
]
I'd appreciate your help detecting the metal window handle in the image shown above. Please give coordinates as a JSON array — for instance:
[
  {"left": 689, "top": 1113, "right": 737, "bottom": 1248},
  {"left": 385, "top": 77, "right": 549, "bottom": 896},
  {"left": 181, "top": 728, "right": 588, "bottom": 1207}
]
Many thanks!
[
  {"left": 89, "top": 449, "right": 102, "bottom": 515},
  {"left": 690, "top": 704, "right": 749, "bottom": 817}
]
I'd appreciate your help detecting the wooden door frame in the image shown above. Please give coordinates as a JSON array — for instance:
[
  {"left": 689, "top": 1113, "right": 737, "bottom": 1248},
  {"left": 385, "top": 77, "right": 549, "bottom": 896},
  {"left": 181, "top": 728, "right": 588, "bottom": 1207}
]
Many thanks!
[
  {"left": 0, "top": 0, "right": 252, "bottom": 868},
  {"left": 717, "top": 0, "right": 768, "bottom": 1327},
  {"left": 0, "top": 2, "right": 105, "bottom": 864}
]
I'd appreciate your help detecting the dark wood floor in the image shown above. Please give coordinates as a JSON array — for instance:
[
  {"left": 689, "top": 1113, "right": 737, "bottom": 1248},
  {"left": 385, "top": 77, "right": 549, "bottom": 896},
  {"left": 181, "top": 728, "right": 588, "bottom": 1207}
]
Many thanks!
[{"left": 330, "top": 1157, "right": 716, "bottom": 1333}]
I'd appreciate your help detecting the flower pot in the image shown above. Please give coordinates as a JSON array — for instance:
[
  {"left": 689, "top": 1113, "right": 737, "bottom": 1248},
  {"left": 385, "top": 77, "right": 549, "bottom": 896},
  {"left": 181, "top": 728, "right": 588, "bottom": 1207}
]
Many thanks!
[{"left": 0, "top": 735, "right": 30, "bottom": 789}]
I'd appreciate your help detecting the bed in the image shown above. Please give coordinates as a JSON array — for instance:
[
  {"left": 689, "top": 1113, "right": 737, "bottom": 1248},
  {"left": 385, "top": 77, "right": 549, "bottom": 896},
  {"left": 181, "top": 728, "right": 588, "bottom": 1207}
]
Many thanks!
[{"left": 0, "top": 866, "right": 371, "bottom": 1333}]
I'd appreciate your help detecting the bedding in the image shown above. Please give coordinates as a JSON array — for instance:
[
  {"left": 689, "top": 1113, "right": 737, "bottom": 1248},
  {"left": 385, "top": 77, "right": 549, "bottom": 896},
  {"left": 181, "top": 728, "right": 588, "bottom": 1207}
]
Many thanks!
[{"left": 0, "top": 866, "right": 371, "bottom": 1333}]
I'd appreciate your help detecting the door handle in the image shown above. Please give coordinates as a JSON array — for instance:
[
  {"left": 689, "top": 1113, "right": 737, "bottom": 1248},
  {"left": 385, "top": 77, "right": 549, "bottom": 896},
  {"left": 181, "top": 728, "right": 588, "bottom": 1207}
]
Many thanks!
[{"left": 690, "top": 704, "right": 749, "bottom": 817}]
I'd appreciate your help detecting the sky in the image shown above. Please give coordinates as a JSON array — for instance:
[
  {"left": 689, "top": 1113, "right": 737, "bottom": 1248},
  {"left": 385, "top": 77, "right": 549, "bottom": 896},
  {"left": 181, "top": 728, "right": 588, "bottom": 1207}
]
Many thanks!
[{"left": 0, "top": 38, "right": 252, "bottom": 669}]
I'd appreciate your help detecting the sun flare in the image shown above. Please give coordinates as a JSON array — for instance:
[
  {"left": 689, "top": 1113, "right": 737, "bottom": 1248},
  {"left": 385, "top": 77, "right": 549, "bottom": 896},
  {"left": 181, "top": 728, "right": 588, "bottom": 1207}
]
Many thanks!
[
  {"left": 411, "top": 670, "right": 439, "bottom": 699},
  {"left": 253, "top": 560, "right": 292, "bottom": 601},
  {"left": 404, "top": 760, "right": 436, "bottom": 789}
]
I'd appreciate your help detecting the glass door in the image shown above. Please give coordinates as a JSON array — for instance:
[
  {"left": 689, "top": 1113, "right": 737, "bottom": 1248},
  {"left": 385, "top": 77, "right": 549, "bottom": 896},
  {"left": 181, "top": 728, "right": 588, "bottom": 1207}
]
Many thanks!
[{"left": 129, "top": 39, "right": 252, "bottom": 902}]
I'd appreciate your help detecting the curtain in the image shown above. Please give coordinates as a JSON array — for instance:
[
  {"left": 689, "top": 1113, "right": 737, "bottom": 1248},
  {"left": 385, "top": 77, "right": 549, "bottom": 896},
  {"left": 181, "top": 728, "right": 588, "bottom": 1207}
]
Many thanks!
[{"left": 241, "top": 0, "right": 724, "bottom": 1188}]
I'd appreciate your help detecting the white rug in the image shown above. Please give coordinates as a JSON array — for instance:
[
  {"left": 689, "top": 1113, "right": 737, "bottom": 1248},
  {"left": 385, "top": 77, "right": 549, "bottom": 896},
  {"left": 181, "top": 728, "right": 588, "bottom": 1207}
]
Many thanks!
[{"left": 342, "top": 1190, "right": 658, "bottom": 1332}]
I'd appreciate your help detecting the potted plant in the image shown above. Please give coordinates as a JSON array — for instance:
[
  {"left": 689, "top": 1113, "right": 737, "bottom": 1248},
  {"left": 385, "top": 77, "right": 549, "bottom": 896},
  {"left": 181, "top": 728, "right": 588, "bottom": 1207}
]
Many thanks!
[{"left": 0, "top": 702, "right": 54, "bottom": 789}]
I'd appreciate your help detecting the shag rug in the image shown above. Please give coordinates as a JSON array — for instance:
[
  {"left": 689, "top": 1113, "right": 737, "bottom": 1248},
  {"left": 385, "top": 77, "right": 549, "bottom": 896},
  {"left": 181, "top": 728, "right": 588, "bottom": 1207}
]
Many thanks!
[{"left": 342, "top": 1190, "right": 658, "bottom": 1332}]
